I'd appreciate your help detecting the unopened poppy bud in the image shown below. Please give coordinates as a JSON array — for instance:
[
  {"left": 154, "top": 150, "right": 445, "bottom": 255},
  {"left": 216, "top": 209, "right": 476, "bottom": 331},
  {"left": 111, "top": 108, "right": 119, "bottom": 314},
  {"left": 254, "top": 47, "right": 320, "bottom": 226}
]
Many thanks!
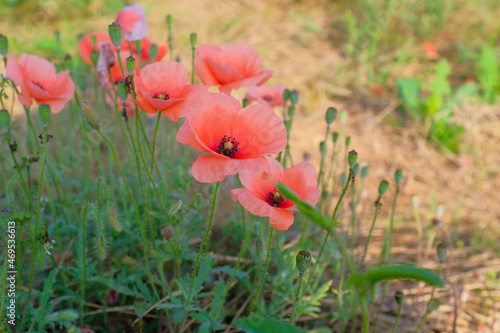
[
  {"left": 149, "top": 43, "right": 158, "bottom": 62},
  {"left": 378, "top": 180, "right": 389, "bottom": 196},
  {"left": 90, "top": 50, "right": 99, "bottom": 67},
  {"left": 126, "top": 56, "right": 136, "bottom": 74},
  {"left": 288, "top": 106, "right": 295, "bottom": 119},
  {"left": 332, "top": 132, "right": 339, "bottom": 144},
  {"left": 348, "top": 150, "right": 358, "bottom": 168},
  {"left": 0, "top": 109, "right": 10, "bottom": 131},
  {"left": 339, "top": 110, "right": 348, "bottom": 124},
  {"left": 283, "top": 89, "right": 291, "bottom": 102},
  {"left": 352, "top": 164, "right": 359, "bottom": 177},
  {"left": 437, "top": 243, "right": 447, "bottom": 263},
  {"left": 242, "top": 98, "right": 249, "bottom": 108},
  {"left": 290, "top": 90, "right": 299, "bottom": 106},
  {"left": 64, "top": 54, "right": 72, "bottom": 70},
  {"left": 345, "top": 136, "right": 351, "bottom": 147},
  {"left": 190, "top": 33, "right": 197, "bottom": 48},
  {"left": 296, "top": 250, "right": 312, "bottom": 276},
  {"left": 319, "top": 141, "right": 326, "bottom": 155},
  {"left": 0, "top": 34, "right": 8, "bottom": 58},
  {"left": 395, "top": 169, "right": 403, "bottom": 186},
  {"left": 133, "top": 297, "right": 148, "bottom": 318},
  {"left": 394, "top": 290, "right": 405, "bottom": 305},
  {"left": 166, "top": 14, "right": 172, "bottom": 26},
  {"left": 91, "top": 35, "right": 97, "bottom": 50},
  {"left": 361, "top": 166, "right": 369, "bottom": 179},
  {"left": 117, "top": 80, "right": 128, "bottom": 102},
  {"left": 108, "top": 22, "right": 123, "bottom": 49},
  {"left": 38, "top": 104, "right": 51, "bottom": 127},
  {"left": 325, "top": 107, "right": 337, "bottom": 126},
  {"left": 82, "top": 100, "right": 100, "bottom": 130},
  {"left": 161, "top": 226, "right": 174, "bottom": 241}
]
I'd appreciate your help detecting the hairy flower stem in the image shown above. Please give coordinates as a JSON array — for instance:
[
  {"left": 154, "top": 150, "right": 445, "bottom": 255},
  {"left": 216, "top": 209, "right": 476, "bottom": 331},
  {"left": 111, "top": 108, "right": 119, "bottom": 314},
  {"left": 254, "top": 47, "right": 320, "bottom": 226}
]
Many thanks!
[
  {"left": 390, "top": 301, "right": 402, "bottom": 333},
  {"left": 97, "top": 129, "right": 159, "bottom": 300},
  {"left": 27, "top": 126, "right": 48, "bottom": 308},
  {"left": 374, "top": 185, "right": 400, "bottom": 328},
  {"left": 359, "top": 198, "right": 382, "bottom": 271},
  {"left": 414, "top": 264, "right": 442, "bottom": 333},
  {"left": 222, "top": 224, "right": 254, "bottom": 303},
  {"left": 350, "top": 179, "right": 357, "bottom": 260},
  {"left": 290, "top": 274, "right": 304, "bottom": 323},
  {"left": 249, "top": 227, "right": 274, "bottom": 317},
  {"left": 306, "top": 173, "right": 352, "bottom": 288},
  {"left": 180, "top": 181, "right": 220, "bottom": 329},
  {"left": 80, "top": 203, "right": 98, "bottom": 325},
  {"left": 8, "top": 143, "right": 33, "bottom": 211},
  {"left": 317, "top": 126, "right": 330, "bottom": 187}
]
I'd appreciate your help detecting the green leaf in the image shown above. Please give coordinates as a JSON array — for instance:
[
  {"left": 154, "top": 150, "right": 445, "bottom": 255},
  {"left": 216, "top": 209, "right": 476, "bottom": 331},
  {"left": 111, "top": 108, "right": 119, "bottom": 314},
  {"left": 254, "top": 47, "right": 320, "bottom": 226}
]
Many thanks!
[
  {"left": 396, "top": 78, "right": 422, "bottom": 119},
  {"left": 235, "top": 317, "right": 306, "bottom": 333},
  {"left": 347, "top": 264, "right": 445, "bottom": 288},
  {"left": 276, "top": 182, "right": 336, "bottom": 232}
]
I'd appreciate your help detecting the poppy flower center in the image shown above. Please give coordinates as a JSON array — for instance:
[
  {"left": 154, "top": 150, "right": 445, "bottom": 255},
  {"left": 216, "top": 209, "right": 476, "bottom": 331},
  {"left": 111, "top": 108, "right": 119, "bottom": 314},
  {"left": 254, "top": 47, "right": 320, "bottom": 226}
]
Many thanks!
[
  {"left": 32, "top": 81, "right": 45, "bottom": 90},
  {"left": 262, "top": 95, "right": 273, "bottom": 102},
  {"left": 267, "top": 188, "right": 283, "bottom": 207},
  {"left": 218, "top": 135, "right": 239, "bottom": 158},
  {"left": 152, "top": 91, "right": 170, "bottom": 100}
]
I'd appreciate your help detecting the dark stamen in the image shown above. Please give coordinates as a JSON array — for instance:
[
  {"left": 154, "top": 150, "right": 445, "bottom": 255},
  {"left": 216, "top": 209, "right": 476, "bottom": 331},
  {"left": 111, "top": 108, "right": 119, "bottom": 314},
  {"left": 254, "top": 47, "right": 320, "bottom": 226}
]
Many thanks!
[
  {"left": 267, "top": 188, "right": 283, "bottom": 207},
  {"left": 262, "top": 95, "right": 273, "bottom": 102},
  {"left": 152, "top": 91, "right": 170, "bottom": 100},
  {"left": 32, "top": 81, "right": 45, "bottom": 90},
  {"left": 218, "top": 135, "right": 239, "bottom": 158}
]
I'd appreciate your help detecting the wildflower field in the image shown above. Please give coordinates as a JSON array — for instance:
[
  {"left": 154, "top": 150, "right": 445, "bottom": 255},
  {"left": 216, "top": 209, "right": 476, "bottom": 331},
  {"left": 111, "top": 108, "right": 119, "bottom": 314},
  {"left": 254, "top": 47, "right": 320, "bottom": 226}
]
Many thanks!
[{"left": 0, "top": 0, "right": 499, "bottom": 332}]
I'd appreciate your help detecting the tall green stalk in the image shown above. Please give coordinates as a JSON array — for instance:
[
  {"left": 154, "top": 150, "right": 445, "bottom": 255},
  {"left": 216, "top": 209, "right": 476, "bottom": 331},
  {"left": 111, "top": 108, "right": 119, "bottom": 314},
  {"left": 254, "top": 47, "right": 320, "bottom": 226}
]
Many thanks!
[{"left": 249, "top": 227, "right": 274, "bottom": 317}]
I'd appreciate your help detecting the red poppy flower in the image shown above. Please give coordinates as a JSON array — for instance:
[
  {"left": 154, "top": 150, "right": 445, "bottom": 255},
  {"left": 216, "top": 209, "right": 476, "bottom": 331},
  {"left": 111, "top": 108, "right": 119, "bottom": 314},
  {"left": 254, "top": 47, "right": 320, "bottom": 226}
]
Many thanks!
[
  {"left": 195, "top": 43, "right": 273, "bottom": 95},
  {"left": 231, "top": 157, "right": 320, "bottom": 230},
  {"left": 6, "top": 54, "right": 75, "bottom": 113},
  {"left": 245, "top": 84, "right": 286, "bottom": 107},
  {"left": 176, "top": 92, "right": 287, "bottom": 183},
  {"left": 423, "top": 42, "right": 438, "bottom": 59},
  {"left": 78, "top": 32, "right": 112, "bottom": 66},
  {"left": 133, "top": 60, "right": 208, "bottom": 121},
  {"left": 116, "top": 3, "right": 148, "bottom": 42}
]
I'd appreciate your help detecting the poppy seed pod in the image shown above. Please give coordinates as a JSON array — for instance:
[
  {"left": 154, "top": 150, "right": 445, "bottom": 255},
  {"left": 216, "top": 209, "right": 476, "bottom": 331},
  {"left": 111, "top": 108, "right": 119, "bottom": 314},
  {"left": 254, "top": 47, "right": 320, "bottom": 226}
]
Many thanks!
[
  {"left": 319, "top": 141, "right": 326, "bottom": 155},
  {"left": 361, "top": 166, "right": 369, "bottom": 179},
  {"left": 38, "top": 104, "right": 52, "bottom": 127},
  {"left": 166, "top": 14, "right": 172, "bottom": 26},
  {"left": 190, "top": 33, "right": 197, "bottom": 48},
  {"left": 82, "top": 100, "right": 100, "bottom": 130},
  {"left": 395, "top": 169, "right": 403, "bottom": 186},
  {"left": 332, "top": 132, "right": 339, "bottom": 144},
  {"left": 352, "top": 163, "right": 359, "bottom": 177},
  {"left": 0, "top": 109, "right": 10, "bottom": 131},
  {"left": 378, "top": 180, "right": 389, "bottom": 196},
  {"left": 0, "top": 34, "right": 8, "bottom": 58},
  {"left": 325, "top": 107, "right": 337, "bottom": 126},
  {"left": 290, "top": 90, "right": 299, "bottom": 106},
  {"left": 345, "top": 136, "right": 351, "bottom": 147},
  {"left": 126, "top": 56, "right": 136, "bottom": 74},
  {"left": 296, "top": 250, "right": 312, "bottom": 276},
  {"left": 108, "top": 22, "right": 123, "bottom": 49},
  {"left": 133, "top": 297, "right": 148, "bottom": 318},
  {"left": 348, "top": 150, "right": 358, "bottom": 169},
  {"left": 149, "top": 43, "right": 158, "bottom": 62},
  {"left": 437, "top": 243, "right": 447, "bottom": 263},
  {"left": 395, "top": 290, "right": 405, "bottom": 305},
  {"left": 117, "top": 80, "right": 128, "bottom": 102}
]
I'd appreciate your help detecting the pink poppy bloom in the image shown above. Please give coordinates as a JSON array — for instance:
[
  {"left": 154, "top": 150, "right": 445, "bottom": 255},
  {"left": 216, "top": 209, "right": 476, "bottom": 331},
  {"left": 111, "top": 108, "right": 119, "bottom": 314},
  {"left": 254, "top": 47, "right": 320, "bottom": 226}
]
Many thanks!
[
  {"left": 176, "top": 92, "right": 287, "bottom": 183},
  {"left": 134, "top": 60, "right": 208, "bottom": 121},
  {"left": 195, "top": 43, "right": 273, "bottom": 95},
  {"left": 6, "top": 54, "right": 75, "bottom": 113},
  {"left": 423, "top": 42, "right": 438, "bottom": 59},
  {"left": 116, "top": 3, "right": 148, "bottom": 42},
  {"left": 245, "top": 84, "right": 286, "bottom": 107},
  {"left": 231, "top": 157, "right": 320, "bottom": 230}
]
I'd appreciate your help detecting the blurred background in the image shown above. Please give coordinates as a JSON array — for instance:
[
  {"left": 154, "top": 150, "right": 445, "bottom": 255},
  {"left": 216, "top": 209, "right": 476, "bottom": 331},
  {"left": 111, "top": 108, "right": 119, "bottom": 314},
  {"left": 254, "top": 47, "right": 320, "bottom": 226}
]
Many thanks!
[{"left": 1, "top": 0, "right": 499, "bottom": 329}]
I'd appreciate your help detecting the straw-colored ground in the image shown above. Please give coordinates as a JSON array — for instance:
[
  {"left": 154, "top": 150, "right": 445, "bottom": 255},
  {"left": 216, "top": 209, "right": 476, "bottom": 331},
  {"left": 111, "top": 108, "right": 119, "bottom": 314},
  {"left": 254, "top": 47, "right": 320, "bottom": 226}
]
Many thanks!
[{"left": 1, "top": 0, "right": 499, "bottom": 332}]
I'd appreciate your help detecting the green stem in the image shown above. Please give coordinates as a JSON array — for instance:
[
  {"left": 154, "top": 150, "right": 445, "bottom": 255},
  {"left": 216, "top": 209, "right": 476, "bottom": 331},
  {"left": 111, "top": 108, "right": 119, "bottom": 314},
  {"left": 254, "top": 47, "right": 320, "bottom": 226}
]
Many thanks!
[
  {"left": 249, "top": 227, "right": 274, "bottom": 317},
  {"left": 80, "top": 203, "right": 98, "bottom": 325},
  {"left": 8, "top": 145, "right": 34, "bottom": 211},
  {"left": 361, "top": 296, "right": 370, "bottom": 333},
  {"left": 390, "top": 303, "right": 402, "bottom": 333},
  {"left": 306, "top": 172, "right": 352, "bottom": 287},
  {"left": 317, "top": 126, "right": 330, "bottom": 187},
  {"left": 414, "top": 264, "right": 441, "bottom": 333},
  {"left": 290, "top": 274, "right": 304, "bottom": 323},
  {"left": 359, "top": 198, "right": 382, "bottom": 270},
  {"left": 97, "top": 129, "right": 159, "bottom": 300},
  {"left": 222, "top": 224, "right": 254, "bottom": 303},
  {"left": 27, "top": 126, "right": 48, "bottom": 307}
]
